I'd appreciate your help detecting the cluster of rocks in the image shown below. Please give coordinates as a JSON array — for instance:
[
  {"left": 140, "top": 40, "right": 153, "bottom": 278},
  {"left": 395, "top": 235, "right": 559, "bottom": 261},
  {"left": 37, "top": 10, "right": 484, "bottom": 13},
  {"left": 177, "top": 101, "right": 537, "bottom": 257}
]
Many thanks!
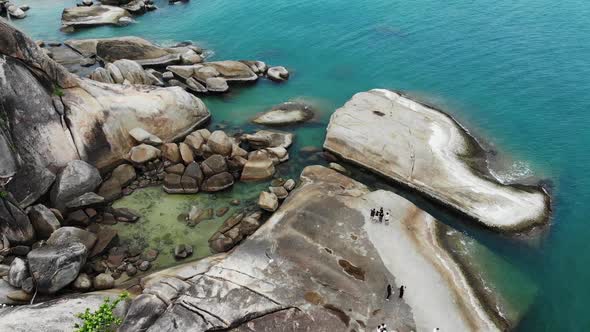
[
  {"left": 0, "top": 160, "right": 140, "bottom": 303},
  {"left": 154, "top": 128, "right": 293, "bottom": 194},
  {"left": 62, "top": 0, "right": 159, "bottom": 32},
  {"left": 92, "top": 58, "right": 289, "bottom": 94},
  {"left": 257, "top": 178, "right": 296, "bottom": 212},
  {"left": 0, "top": 1, "right": 29, "bottom": 19},
  {"left": 208, "top": 210, "right": 263, "bottom": 253}
]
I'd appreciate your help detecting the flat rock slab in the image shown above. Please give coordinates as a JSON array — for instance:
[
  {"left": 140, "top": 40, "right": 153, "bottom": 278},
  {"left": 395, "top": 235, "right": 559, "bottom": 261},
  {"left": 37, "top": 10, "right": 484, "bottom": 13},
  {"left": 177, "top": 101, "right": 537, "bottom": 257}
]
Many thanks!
[
  {"left": 61, "top": 6, "right": 132, "bottom": 30},
  {"left": 324, "top": 89, "right": 550, "bottom": 231},
  {"left": 120, "top": 165, "right": 504, "bottom": 331}
]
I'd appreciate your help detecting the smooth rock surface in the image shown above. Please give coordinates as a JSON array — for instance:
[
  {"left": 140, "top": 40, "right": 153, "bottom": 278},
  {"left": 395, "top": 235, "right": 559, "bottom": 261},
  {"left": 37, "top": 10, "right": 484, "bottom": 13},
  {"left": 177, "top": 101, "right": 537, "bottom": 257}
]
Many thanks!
[
  {"left": 61, "top": 6, "right": 132, "bottom": 30},
  {"left": 252, "top": 102, "right": 314, "bottom": 126},
  {"left": 324, "top": 89, "right": 550, "bottom": 231},
  {"left": 117, "top": 165, "right": 504, "bottom": 331}
]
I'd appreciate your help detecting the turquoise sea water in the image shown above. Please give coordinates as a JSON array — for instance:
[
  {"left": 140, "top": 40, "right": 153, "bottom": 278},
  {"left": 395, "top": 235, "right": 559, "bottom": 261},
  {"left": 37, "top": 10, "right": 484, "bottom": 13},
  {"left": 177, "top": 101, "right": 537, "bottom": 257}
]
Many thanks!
[{"left": 9, "top": 0, "right": 590, "bottom": 330}]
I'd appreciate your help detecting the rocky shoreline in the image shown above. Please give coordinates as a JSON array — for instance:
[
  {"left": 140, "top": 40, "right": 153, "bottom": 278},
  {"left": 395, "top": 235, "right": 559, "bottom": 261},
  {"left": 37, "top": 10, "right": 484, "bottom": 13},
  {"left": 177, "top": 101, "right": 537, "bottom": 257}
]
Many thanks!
[{"left": 0, "top": 6, "right": 552, "bottom": 331}]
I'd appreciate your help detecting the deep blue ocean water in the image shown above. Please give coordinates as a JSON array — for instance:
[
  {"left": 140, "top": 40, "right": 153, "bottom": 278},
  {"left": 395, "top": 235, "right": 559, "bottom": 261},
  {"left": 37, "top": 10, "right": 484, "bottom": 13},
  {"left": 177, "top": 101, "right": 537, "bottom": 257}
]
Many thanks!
[{"left": 9, "top": 0, "right": 590, "bottom": 330}]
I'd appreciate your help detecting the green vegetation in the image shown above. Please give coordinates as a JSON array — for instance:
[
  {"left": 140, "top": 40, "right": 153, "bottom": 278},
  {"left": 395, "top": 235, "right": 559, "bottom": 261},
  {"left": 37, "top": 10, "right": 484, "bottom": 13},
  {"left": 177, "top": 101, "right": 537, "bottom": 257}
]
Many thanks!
[
  {"left": 74, "top": 292, "right": 129, "bottom": 332},
  {"left": 53, "top": 85, "right": 64, "bottom": 97},
  {"left": 0, "top": 191, "right": 8, "bottom": 199}
]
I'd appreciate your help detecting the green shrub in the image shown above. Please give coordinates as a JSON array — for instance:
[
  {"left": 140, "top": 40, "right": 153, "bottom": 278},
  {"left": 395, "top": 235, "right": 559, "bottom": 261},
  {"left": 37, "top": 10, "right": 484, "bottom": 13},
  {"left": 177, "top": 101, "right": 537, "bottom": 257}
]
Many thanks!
[
  {"left": 74, "top": 291, "right": 130, "bottom": 332},
  {"left": 53, "top": 86, "right": 64, "bottom": 97},
  {"left": 0, "top": 191, "right": 8, "bottom": 199}
]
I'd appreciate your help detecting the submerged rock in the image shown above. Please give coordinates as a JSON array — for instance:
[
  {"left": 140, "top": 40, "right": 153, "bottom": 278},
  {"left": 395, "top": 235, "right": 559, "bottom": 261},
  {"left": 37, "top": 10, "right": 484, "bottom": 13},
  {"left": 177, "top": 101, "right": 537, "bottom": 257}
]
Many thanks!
[
  {"left": 266, "top": 66, "right": 290, "bottom": 81},
  {"left": 324, "top": 89, "right": 550, "bottom": 231},
  {"left": 252, "top": 102, "right": 314, "bottom": 126}
]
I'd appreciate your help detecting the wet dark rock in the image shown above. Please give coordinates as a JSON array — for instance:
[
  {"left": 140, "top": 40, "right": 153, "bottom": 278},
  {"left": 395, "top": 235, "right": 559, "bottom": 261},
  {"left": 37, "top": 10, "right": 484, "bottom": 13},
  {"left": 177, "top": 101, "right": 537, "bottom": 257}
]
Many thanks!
[
  {"left": 28, "top": 204, "right": 61, "bottom": 239},
  {"left": 65, "top": 210, "right": 90, "bottom": 227},
  {"left": 0, "top": 196, "right": 35, "bottom": 245},
  {"left": 65, "top": 192, "right": 105, "bottom": 210},
  {"left": 173, "top": 244, "right": 193, "bottom": 259},
  {"left": 111, "top": 208, "right": 139, "bottom": 222},
  {"left": 9, "top": 245, "right": 30, "bottom": 256},
  {"left": 89, "top": 227, "right": 118, "bottom": 257},
  {"left": 165, "top": 163, "right": 185, "bottom": 175},
  {"left": 201, "top": 172, "right": 234, "bottom": 192},
  {"left": 118, "top": 294, "right": 166, "bottom": 332},
  {"left": 201, "top": 155, "right": 228, "bottom": 177}
]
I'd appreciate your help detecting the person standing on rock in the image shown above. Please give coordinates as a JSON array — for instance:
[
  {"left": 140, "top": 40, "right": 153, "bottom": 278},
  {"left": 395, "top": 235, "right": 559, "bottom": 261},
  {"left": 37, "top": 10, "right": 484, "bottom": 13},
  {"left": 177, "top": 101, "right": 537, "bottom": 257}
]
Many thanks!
[
  {"left": 399, "top": 285, "right": 405, "bottom": 298},
  {"left": 384, "top": 211, "right": 390, "bottom": 224},
  {"left": 371, "top": 208, "right": 376, "bottom": 222},
  {"left": 386, "top": 284, "right": 392, "bottom": 300}
]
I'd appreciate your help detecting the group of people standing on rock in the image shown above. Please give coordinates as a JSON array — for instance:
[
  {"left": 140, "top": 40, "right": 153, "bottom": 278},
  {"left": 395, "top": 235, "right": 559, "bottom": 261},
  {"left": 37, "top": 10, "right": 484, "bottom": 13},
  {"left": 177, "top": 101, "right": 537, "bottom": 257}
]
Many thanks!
[{"left": 371, "top": 207, "right": 390, "bottom": 223}]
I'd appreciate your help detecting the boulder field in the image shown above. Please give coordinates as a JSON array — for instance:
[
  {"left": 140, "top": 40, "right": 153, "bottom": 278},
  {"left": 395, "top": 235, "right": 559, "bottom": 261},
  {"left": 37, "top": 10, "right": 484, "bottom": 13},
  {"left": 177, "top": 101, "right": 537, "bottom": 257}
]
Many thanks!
[
  {"left": 324, "top": 89, "right": 551, "bottom": 231},
  {"left": 0, "top": 166, "right": 511, "bottom": 331},
  {"left": 0, "top": 21, "right": 210, "bottom": 207}
]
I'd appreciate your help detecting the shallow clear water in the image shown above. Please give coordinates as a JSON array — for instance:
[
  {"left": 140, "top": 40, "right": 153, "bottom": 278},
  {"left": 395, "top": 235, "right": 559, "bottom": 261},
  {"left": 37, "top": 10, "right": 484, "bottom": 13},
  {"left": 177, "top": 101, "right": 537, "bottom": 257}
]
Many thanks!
[
  {"left": 10, "top": 0, "right": 590, "bottom": 329},
  {"left": 111, "top": 182, "right": 267, "bottom": 271}
]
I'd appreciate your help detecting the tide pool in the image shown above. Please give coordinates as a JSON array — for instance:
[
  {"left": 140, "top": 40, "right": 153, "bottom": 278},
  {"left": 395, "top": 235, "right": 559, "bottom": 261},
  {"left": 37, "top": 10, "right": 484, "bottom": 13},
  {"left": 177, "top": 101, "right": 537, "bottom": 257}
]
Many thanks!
[{"left": 10, "top": 0, "right": 590, "bottom": 329}]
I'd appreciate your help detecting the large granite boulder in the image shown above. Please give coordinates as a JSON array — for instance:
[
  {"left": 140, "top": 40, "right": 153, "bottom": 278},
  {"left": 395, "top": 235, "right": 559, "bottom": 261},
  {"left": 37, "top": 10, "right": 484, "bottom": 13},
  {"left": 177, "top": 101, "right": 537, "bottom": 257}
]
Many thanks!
[
  {"left": 0, "top": 26, "right": 79, "bottom": 206},
  {"left": 117, "top": 165, "right": 506, "bottom": 331},
  {"left": 0, "top": 195, "right": 35, "bottom": 244},
  {"left": 61, "top": 6, "right": 132, "bottom": 31},
  {"left": 63, "top": 79, "right": 209, "bottom": 170},
  {"left": 1, "top": 22, "right": 211, "bottom": 205},
  {"left": 202, "top": 61, "right": 258, "bottom": 82},
  {"left": 324, "top": 89, "right": 551, "bottom": 231},
  {"left": 50, "top": 160, "right": 102, "bottom": 211},
  {"left": 27, "top": 242, "right": 88, "bottom": 294},
  {"left": 201, "top": 155, "right": 227, "bottom": 177}
]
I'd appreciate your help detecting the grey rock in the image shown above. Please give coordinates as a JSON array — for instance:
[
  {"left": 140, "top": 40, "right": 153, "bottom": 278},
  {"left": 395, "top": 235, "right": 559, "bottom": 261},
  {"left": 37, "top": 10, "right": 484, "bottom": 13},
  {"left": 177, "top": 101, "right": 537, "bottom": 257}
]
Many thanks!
[
  {"left": 253, "top": 101, "right": 313, "bottom": 126},
  {"left": 72, "top": 273, "right": 92, "bottom": 291},
  {"left": 283, "top": 179, "right": 296, "bottom": 191},
  {"left": 269, "top": 186, "right": 289, "bottom": 199},
  {"left": 184, "top": 162, "right": 204, "bottom": 185},
  {"left": 118, "top": 294, "right": 166, "bottom": 332},
  {"left": 267, "top": 66, "right": 290, "bottom": 81},
  {"left": 50, "top": 160, "right": 102, "bottom": 212},
  {"left": 128, "top": 144, "right": 161, "bottom": 164},
  {"left": 27, "top": 242, "right": 87, "bottom": 294},
  {"left": 243, "top": 130, "right": 294, "bottom": 149},
  {"left": 205, "top": 77, "right": 229, "bottom": 93},
  {"left": 8, "top": 258, "right": 29, "bottom": 288},
  {"left": 28, "top": 204, "right": 61, "bottom": 239},
  {"left": 161, "top": 143, "right": 181, "bottom": 163},
  {"left": 65, "top": 192, "right": 105, "bottom": 210},
  {"left": 47, "top": 227, "right": 97, "bottom": 252},
  {"left": 0, "top": 196, "right": 35, "bottom": 245},
  {"left": 93, "top": 273, "right": 114, "bottom": 290}
]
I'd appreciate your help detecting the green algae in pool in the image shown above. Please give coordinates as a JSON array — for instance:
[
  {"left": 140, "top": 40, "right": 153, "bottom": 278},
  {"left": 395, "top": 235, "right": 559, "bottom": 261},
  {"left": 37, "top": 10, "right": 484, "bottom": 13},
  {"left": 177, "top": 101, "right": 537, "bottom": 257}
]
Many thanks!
[{"left": 111, "top": 181, "right": 269, "bottom": 271}]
